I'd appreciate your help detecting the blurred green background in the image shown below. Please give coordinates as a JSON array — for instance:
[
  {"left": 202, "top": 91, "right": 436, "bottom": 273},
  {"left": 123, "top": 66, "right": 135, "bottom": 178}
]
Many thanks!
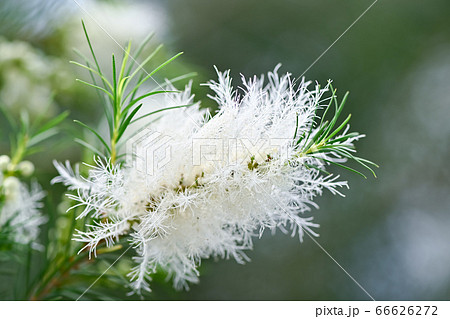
[{"left": 1, "top": 0, "right": 449, "bottom": 300}]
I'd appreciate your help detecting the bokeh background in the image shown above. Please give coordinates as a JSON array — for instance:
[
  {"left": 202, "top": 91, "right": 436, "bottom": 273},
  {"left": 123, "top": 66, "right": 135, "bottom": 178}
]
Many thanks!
[{"left": 1, "top": 0, "right": 449, "bottom": 300}]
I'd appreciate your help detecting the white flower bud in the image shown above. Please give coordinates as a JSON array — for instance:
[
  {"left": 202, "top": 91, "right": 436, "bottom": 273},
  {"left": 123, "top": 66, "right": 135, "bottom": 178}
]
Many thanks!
[
  {"left": 0, "top": 155, "right": 10, "bottom": 171},
  {"left": 6, "top": 163, "right": 16, "bottom": 172},
  {"left": 2, "top": 176, "right": 20, "bottom": 200},
  {"left": 18, "top": 160, "right": 35, "bottom": 177}
]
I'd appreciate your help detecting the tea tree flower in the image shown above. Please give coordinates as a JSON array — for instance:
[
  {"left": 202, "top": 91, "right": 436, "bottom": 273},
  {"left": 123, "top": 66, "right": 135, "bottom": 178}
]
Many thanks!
[
  {"left": 0, "top": 163, "right": 45, "bottom": 248},
  {"left": 17, "top": 160, "right": 35, "bottom": 177},
  {"left": 0, "top": 155, "right": 10, "bottom": 171},
  {"left": 0, "top": 37, "right": 70, "bottom": 118},
  {"left": 0, "top": 172, "right": 46, "bottom": 246},
  {"left": 53, "top": 46, "right": 376, "bottom": 292},
  {"left": 2, "top": 176, "right": 20, "bottom": 200},
  {"left": 0, "top": 107, "right": 68, "bottom": 248}
]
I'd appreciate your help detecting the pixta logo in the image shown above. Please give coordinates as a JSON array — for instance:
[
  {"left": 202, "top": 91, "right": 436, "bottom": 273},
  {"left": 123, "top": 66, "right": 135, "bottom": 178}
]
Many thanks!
[
  {"left": 126, "top": 128, "right": 172, "bottom": 175},
  {"left": 191, "top": 137, "right": 289, "bottom": 167}
]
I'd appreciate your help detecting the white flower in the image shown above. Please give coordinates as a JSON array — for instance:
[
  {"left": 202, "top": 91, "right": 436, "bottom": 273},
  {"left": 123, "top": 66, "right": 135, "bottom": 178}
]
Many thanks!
[
  {"left": 53, "top": 66, "right": 365, "bottom": 293},
  {"left": 2, "top": 176, "right": 20, "bottom": 200},
  {"left": 0, "top": 174, "right": 47, "bottom": 247},
  {"left": 18, "top": 160, "right": 35, "bottom": 177},
  {"left": 0, "top": 37, "right": 70, "bottom": 117},
  {"left": 0, "top": 155, "right": 10, "bottom": 171},
  {"left": 121, "top": 80, "right": 204, "bottom": 146}
]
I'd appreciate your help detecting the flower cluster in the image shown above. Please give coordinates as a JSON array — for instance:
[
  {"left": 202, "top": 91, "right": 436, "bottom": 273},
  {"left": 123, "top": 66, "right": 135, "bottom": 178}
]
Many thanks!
[
  {"left": 53, "top": 66, "right": 370, "bottom": 293},
  {"left": 0, "top": 155, "right": 46, "bottom": 248},
  {"left": 0, "top": 37, "right": 70, "bottom": 118}
]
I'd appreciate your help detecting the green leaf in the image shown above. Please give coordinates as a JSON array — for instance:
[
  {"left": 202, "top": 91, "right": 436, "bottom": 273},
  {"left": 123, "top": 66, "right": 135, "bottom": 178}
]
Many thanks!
[
  {"left": 74, "top": 138, "right": 104, "bottom": 157},
  {"left": 72, "top": 48, "right": 95, "bottom": 72},
  {"left": 81, "top": 20, "right": 109, "bottom": 91},
  {"left": 124, "top": 33, "right": 154, "bottom": 77},
  {"left": 127, "top": 44, "right": 163, "bottom": 84},
  {"left": 318, "top": 84, "right": 335, "bottom": 129},
  {"left": 35, "top": 111, "right": 69, "bottom": 136},
  {"left": 125, "top": 52, "right": 184, "bottom": 102},
  {"left": 293, "top": 113, "right": 299, "bottom": 140},
  {"left": 322, "top": 91, "right": 349, "bottom": 140},
  {"left": 127, "top": 72, "right": 146, "bottom": 103},
  {"left": 118, "top": 41, "right": 132, "bottom": 86},
  {"left": 333, "top": 148, "right": 378, "bottom": 178},
  {"left": 28, "top": 128, "right": 58, "bottom": 148},
  {"left": 168, "top": 72, "right": 198, "bottom": 84},
  {"left": 75, "top": 79, "right": 114, "bottom": 100},
  {"left": 122, "top": 90, "right": 179, "bottom": 116},
  {"left": 318, "top": 146, "right": 377, "bottom": 178},
  {"left": 73, "top": 50, "right": 113, "bottom": 133},
  {"left": 117, "top": 104, "right": 142, "bottom": 142},
  {"left": 311, "top": 156, "right": 367, "bottom": 179},
  {"left": 325, "top": 113, "right": 352, "bottom": 142},
  {"left": 302, "top": 120, "right": 328, "bottom": 152},
  {"left": 328, "top": 132, "right": 361, "bottom": 144},
  {"left": 74, "top": 120, "right": 111, "bottom": 154},
  {"left": 112, "top": 54, "right": 117, "bottom": 104},
  {"left": 71, "top": 62, "right": 114, "bottom": 92}
]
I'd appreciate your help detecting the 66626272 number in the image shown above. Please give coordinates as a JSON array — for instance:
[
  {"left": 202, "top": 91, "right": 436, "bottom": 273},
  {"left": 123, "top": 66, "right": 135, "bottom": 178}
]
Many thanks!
[{"left": 375, "top": 306, "right": 437, "bottom": 316}]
